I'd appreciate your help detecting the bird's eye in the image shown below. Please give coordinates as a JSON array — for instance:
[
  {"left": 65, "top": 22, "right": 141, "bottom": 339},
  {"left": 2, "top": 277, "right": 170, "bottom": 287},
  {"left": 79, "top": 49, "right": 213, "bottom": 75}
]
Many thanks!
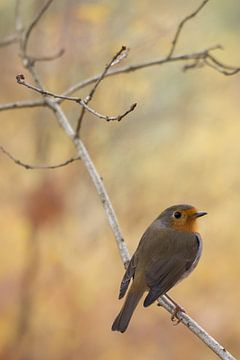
[{"left": 174, "top": 211, "right": 182, "bottom": 219}]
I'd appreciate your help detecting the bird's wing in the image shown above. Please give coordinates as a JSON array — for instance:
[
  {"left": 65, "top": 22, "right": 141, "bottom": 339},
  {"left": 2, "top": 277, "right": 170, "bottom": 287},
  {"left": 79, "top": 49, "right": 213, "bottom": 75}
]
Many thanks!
[
  {"left": 143, "top": 257, "right": 189, "bottom": 306},
  {"left": 118, "top": 254, "right": 137, "bottom": 299},
  {"left": 143, "top": 230, "right": 199, "bottom": 307}
]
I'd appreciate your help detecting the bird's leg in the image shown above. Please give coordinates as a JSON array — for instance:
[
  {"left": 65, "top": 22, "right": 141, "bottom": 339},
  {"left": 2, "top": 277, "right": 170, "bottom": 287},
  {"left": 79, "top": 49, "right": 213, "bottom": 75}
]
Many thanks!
[{"left": 164, "top": 294, "right": 186, "bottom": 325}]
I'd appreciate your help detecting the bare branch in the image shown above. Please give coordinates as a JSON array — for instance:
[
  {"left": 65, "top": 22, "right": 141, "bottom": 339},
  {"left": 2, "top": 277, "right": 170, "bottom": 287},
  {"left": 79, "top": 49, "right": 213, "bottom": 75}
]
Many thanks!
[
  {"left": 182, "top": 49, "right": 240, "bottom": 76},
  {"left": 75, "top": 110, "right": 86, "bottom": 135},
  {"left": 1, "top": 49, "right": 238, "bottom": 113},
  {"left": 16, "top": 74, "right": 137, "bottom": 122},
  {"left": 0, "top": 145, "right": 80, "bottom": 170},
  {"left": 89, "top": 46, "right": 128, "bottom": 102},
  {"left": 114, "top": 102, "right": 137, "bottom": 121},
  {"left": 168, "top": 0, "right": 210, "bottom": 58},
  {"left": 21, "top": 0, "right": 54, "bottom": 53},
  {"left": 29, "top": 48, "right": 65, "bottom": 63},
  {"left": 62, "top": 51, "right": 209, "bottom": 97},
  {"left": 205, "top": 54, "right": 240, "bottom": 75},
  {"left": 0, "top": 99, "right": 45, "bottom": 111},
  {"left": 76, "top": 45, "right": 129, "bottom": 134},
  {"left": 182, "top": 59, "right": 205, "bottom": 72},
  {"left": 157, "top": 296, "right": 236, "bottom": 360},
  {"left": 45, "top": 99, "right": 131, "bottom": 265},
  {"left": 61, "top": 47, "right": 240, "bottom": 99}
]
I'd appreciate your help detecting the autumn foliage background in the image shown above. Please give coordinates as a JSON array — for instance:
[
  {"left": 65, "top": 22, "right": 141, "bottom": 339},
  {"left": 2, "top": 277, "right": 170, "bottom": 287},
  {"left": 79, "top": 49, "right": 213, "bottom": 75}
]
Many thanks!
[{"left": 0, "top": 0, "right": 240, "bottom": 359}]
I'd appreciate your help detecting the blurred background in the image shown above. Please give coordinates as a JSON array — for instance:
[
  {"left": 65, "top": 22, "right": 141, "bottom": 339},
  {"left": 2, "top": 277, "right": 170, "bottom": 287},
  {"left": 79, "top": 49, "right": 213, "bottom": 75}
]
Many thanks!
[{"left": 0, "top": 0, "right": 240, "bottom": 359}]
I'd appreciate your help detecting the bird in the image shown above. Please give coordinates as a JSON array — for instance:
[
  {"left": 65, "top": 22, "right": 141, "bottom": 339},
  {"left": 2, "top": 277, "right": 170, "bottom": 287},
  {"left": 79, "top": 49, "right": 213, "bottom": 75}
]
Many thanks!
[{"left": 111, "top": 204, "right": 207, "bottom": 333}]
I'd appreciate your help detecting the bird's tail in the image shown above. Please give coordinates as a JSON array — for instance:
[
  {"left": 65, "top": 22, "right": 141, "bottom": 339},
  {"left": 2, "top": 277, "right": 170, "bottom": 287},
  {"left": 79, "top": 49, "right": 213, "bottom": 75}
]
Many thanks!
[{"left": 111, "top": 287, "right": 144, "bottom": 333}]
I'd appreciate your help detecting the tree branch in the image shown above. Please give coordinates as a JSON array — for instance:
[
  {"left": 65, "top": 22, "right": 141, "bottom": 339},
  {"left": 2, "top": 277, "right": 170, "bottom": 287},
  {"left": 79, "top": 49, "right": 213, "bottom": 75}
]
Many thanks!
[
  {"left": 21, "top": 0, "right": 54, "bottom": 54},
  {"left": 204, "top": 53, "right": 240, "bottom": 75},
  {"left": 76, "top": 45, "right": 129, "bottom": 135},
  {"left": 0, "top": 145, "right": 80, "bottom": 170},
  {"left": 61, "top": 47, "right": 240, "bottom": 99},
  {"left": 157, "top": 296, "right": 236, "bottom": 360},
  {"left": 28, "top": 48, "right": 65, "bottom": 63},
  {"left": 16, "top": 74, "right": 137, "bottom": 122},
  {"left": 0, "top": 99, "right": 45, "bottom": 111},
  {"left": 168, "top": 0, "right": 210, "bottom": 58},
  {"left": 46, "top": 99, "right": 131, "bottom": 265},
  {"left": 2, "top": 46, "right": 239, "bottom": 113}
]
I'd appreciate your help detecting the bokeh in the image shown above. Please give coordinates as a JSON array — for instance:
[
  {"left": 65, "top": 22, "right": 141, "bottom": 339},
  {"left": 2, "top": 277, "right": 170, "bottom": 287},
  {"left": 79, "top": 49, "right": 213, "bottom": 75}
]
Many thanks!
[{"left": 0, "top": 0, "right": 240, "bottom": 359}]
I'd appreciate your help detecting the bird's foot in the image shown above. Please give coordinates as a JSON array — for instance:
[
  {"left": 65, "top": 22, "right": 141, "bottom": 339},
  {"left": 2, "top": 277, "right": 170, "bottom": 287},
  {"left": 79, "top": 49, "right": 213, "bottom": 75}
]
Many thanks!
[
  {"left": 157, "top": 295, "right": 186, "bottom": 324},
  {"left": 163, "top": 293, "right": 186, "bottom": 325},
  {"left": 171, "top": 304, "right": 186, "bottom": 325}
]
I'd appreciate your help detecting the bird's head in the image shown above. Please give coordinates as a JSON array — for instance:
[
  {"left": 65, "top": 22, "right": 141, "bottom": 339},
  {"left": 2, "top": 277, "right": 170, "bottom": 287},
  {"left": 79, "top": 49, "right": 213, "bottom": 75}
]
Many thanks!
[{"left": 158, "top": 204, "right": 207, "bottom": 232}]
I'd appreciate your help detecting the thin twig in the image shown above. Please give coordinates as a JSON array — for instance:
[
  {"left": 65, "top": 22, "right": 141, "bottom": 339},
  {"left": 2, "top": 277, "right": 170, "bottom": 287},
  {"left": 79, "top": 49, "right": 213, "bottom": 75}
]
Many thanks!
[
  {"left": 21, "top": 0, "right": 54, "bottom": 53},
  {"left": 1, "top": 49, "right": 239, "bottom": 113},
  {"left": 88, "top": 46, "right": 128, "bottom": 102},
  {"left": 0, "top": 145, "right": 80, "bottom": 170},
  {"left": 16, "top": 74, "right": 137, "bottom": 122},
  {"left": 0, "top": 99, "right": 46, "bottom": 111},
  {"left": 205, "top": 54, "right": 240, "bottom": 75},
  {"left": 76, "top": 45, "right": 128, "bottom": 135},
  {"left": 1, "top": 47, "right": 238, "bottom": 113},
  {"left": 61, "top": 47, "right": 240, "bottom": 99},
  {"left": 168, "top": 0, "right": 210, "bottom": 58},
  {"left": 75, "top": 107, "right": 86, "bottom": 134},
  {"left": 29, "top": 48, "right": 65, "bottom": 63},
  {"left": 182, "top": 59, "right": 204, "bottom": 72},
  {"left": 207, "top": 53, "right": 240, "bottom": 70}
]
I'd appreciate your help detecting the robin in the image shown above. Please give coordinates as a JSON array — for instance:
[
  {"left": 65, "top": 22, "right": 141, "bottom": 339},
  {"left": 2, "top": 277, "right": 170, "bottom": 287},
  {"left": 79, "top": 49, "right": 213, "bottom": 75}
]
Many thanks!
[{"left": 112, "top": 204, "right": 207, "bottom": 333}]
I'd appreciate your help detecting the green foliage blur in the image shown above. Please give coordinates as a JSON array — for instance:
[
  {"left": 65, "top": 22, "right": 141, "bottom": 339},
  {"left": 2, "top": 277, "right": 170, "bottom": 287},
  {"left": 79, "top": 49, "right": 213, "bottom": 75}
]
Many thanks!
[{"left": 0, "top": 0, "right": 240, "bottom": 359}]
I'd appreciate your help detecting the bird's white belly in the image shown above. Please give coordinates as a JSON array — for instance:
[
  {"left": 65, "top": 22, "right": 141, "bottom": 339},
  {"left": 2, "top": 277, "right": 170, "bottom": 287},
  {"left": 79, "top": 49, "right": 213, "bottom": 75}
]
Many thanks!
[{"left": 178, "top": 233, "right": 202, "bottom": 283}]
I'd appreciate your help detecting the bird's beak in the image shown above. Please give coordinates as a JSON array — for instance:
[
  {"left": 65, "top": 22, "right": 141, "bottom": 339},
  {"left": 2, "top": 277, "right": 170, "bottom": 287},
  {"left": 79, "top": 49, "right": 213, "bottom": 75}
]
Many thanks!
[{"left": 192, "top": 211, "right": 207, "bottom": 218}]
